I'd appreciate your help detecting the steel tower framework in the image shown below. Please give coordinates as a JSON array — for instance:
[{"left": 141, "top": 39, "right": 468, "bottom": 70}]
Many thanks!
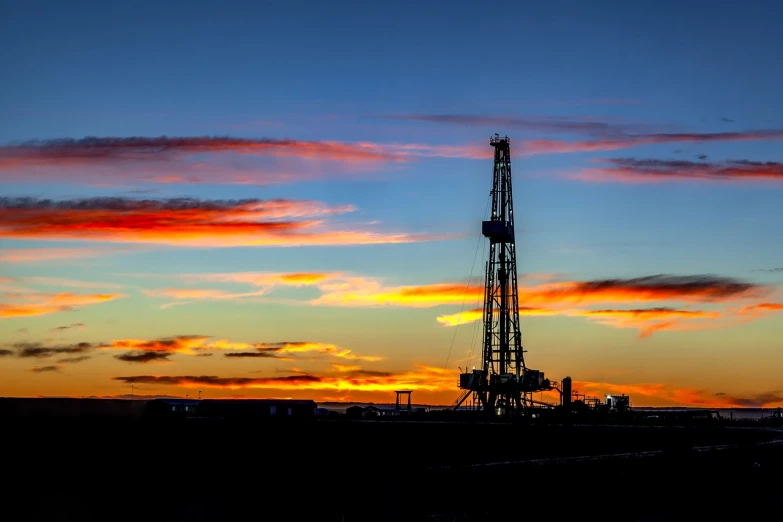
[{"left": 456, "top": 134, "right": 550, "bottom": 416}]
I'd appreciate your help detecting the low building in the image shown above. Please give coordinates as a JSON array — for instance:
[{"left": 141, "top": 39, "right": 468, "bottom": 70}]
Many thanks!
[
  {"left": 145, "top": 398, "right": 200, "bottom": 417},
  {"left": 0, "top": 397, "right": 147, "bottom": 417},
  {"left": 196, "top": 399, "right": 316, "bottom": 419},
  {"left": 144, "top": 398, "right": 317, "bottom": 419},
  {"left": 346, "top": 405, "right": 364, "bottom": 419},
  {"left": 343, "top": 405, "right": 400, "bottom": 418}
]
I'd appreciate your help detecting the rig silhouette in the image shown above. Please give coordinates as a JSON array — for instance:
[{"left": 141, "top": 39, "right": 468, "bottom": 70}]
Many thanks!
[{"left": 454, "top": 134, "right": 555, "bottom": 416}]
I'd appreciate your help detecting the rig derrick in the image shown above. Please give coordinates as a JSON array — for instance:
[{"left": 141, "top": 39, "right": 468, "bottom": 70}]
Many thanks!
[{"left": 456, "top": 134, "right": 552, "bottom": 417}]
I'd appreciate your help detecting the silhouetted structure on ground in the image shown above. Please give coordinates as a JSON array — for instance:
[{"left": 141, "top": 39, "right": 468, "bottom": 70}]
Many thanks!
[
  {"left": 146, "top": 398, "right": 317, "bottom": 418},
  {"left": 457, "top": 135, "right": 553, "bottom": 415},
  {"left": 0, "top": 397, "right": 147, "bottom": 417},
  {"left": 395, "top": 390, "right": 412, "bottom": 414}
]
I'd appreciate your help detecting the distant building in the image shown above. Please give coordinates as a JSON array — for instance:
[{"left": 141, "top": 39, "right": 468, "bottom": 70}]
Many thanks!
[
  {"left": 199, "top": 399, "right": 316, "bottom": 418},
  {"left": 0, "top": 397, "right": 146, "bottom": 417},
  {"left": 145, "top": 398, "right": 201, "bottom": 417},
  {"left": 144, "top": 398, "right": 317, "bottom": 419},
  {"left": 343, "top": 405, "right": 402, "bottom": 418},
  {"left": 346, "top": 405, "right": 364, "bottom": 419}
]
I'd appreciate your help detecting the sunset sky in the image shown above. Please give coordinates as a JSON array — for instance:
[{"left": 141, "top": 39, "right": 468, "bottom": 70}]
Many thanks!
[{"left": 1, "top": 1, "right": 781, "bottom": 408}]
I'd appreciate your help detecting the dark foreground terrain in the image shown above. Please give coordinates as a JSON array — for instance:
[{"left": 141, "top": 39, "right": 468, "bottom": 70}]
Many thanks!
[{"left": 3, "top": 418, "right": 781, "bottom": 521}]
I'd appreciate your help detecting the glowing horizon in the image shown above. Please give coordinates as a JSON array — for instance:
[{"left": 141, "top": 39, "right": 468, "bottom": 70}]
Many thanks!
[{"left": 2, "top": 2, "right": 782, "bottom": 409}]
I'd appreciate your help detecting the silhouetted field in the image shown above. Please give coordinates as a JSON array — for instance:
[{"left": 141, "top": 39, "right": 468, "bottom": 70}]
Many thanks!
[{"left": 4, "top": 418, "right": 781, "bottom": 521}]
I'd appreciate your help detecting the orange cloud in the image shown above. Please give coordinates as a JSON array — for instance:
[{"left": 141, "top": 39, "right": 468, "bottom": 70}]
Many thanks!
[
  {"left": 332, "top": 364, "right": 362, "bottom": 372},
  {"left": 104, "top": 335, "right": 258, "bottom": 364},
  {"left": 572, "top": 380, "right": 783, "bottom": 408},
  {"left": 16, "top": 277, "right": 124, "bottom": 289},
  {"left": 0, "top": 136, "right": 408, "bottom": 167},
  {"left": 113, "top": 363, "right": 450, "bottom": 392},
  {"left": 0, "top": 292, "right": 125, "bottom": 318},
  {"left": 436, "top": 307, "right": 558, "bottom": 326},
  {"left": 0, "top": 197, "right": 440, "bottom": 247},
  {"left": 582, "top": 308, "right": 721, "bottom": 338},
  {"left": 246, "top": 341, "right": 382, "bottom": 362},
  {"left": 142, "top": 288, "right": 269, "bottom": 308},
  {"left": 518, "top": 276, "right": 760, "bottom": 305},
  {"left": 315, "top": 274, "right": 760, "bottom": 309},
  {"left": 735, "top": 302, "right": 783, "bottom": 317},
  {"left": 278, "top": 273, "right": 332, "bottom": 285},
  {"left": 436, "top": 305, "right": 721, "bottom": 338},
  {"left": 312, "top": 281, "right": 485, "bottom": 308},
  {"left": 0, "top": 247, "right": 130, "bottom": 263},
  {"left": 0, "top": 137, "right": 492, "bottom": 189},
  {"left": 137, "top": 271, "right": 767, "bottom": 337},
  {"left": 103, "top": 336, "right": 213, "bottom": 354},
  {"left": 142, "top": 271, "right": 342, "bottom": 308},
  {"left": 182, "top": 271, "right": 338, "bottom": 288},
  {"left": 99, "top": 336, "right": 382, "bottom": 364}
]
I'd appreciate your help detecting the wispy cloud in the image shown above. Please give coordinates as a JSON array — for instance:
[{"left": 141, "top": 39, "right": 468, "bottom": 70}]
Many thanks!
[
  {"left": 379, "top": 114, "right": 650, "bottom": 136},
  {"left": 0, "top": 247, "right": 131, "bottom": 263},
  {"left": 141, "top": 271, "right": 343, "bottom": 308},
  {"left": 0, "top": 136, "right": 406, "bottom": 167},
  {"left": 3, "top": 276, "right": 123, "bottom": 290},
  {"left": 309, "top": 272, "right": 768, "bottom": 338},
  {"left": 57, "top": 355, "right": 91, "bottom": 364},
  {"left": 0, "top": 136, "right": 494, "bottom": 186},
  {"left": 115, "top": 351, "right": 172, "bottom": 363},
  {"left": 143, "top": 288, "right": 269, "bottom": 308},
  {"left": 0, "top": 292, "right": 125, "bottom": 318},
  {"left": 97, "top": 335, "right": 380, "bottom": 363},
  {"left": 376, "top": 115, "right": 783, "bottom": 156},
  {"left": 11, "top": 341, "right": 94, "bottom": 358},
  {"left": 0, "top": 197, "right": 443, "bottom": 248},
  {"left": 313, "top": 274, "right": 761, "bottom": 308},
  {"left": 138, "top": 271, "right": 768, "bottom": 337},
  {"left": 50, "top": 322, "right": 85, "bottom": 332},
  {"left": 571, "top": 158, "right": 783, "bottom": 183},
  {"left": 573, "top": 380, "right": 783, "bottom": 408},
  {"left": 436, "top": 307, "right": 559, "bottom": 326},
  {"left": 3, "top": 341, "right": 143, "bottom": 365},
  {"left": 113, "top": 363, "right": 448, "bottom": 392},
  {"left": 224, "top": 351, "right": 284, "bottom": 359},
  {"left": 101, "top": 335, "right": 214, "bottom": 356},
  {"left": 436, "top": 306, "right": 720, "bottom": 338},
  {"left": 243, "top": 341, "right": 382, "bottom": 362},
  {"left": 521, "top": 130, "right": 783, "bottom": 156},
  {"left": 715, "top": 391, "right": 783, "bottom": 408},
  {"left": 30, "top": 365, "right": 60, "bottom": 373},
  {"left": 731, "top": 302, "right": 783, "bottom": 321},
  {"left": 580, "top": 308, "right": 721, "bottom": 338}
]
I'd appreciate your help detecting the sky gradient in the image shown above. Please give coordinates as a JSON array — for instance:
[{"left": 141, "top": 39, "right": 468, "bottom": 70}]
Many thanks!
[{"left": 1, "top": 1, "right": 782, "bottom": 408}]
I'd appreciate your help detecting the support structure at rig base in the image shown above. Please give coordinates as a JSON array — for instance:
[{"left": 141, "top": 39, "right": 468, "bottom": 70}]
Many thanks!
[{"left": 455, "top": 134, "right": 552, "bottom": 417}]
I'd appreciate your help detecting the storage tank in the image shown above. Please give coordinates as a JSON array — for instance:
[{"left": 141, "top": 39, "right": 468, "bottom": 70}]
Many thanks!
[{"left": 561, "top": 377, "right": 572, "bottom": 407}]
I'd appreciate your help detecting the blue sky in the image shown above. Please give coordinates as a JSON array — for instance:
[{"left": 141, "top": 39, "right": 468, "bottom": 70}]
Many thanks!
[{"left": 0, "top": 0, "right": 781, "bottom": 405}]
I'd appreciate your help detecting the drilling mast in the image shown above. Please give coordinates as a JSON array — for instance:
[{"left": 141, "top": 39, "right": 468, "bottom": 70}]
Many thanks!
[{"left": 457, "top": 134, "right": 551, "bottom": 416}]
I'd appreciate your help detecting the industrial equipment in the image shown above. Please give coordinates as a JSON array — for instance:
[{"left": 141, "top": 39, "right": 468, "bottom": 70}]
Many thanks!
[{"left": 455, "top": 135, "right": 553, "bottom": 416}]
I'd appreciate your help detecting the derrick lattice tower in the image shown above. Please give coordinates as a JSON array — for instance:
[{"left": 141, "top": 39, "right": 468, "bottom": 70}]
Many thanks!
[{"left": 456, "top": 134, "right": 551, "bottom": 416}]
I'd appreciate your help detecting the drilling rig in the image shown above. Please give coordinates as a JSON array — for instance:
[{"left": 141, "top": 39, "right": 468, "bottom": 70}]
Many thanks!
[{"left": 455, "top": 134, "right": 552, "bottom": 416}]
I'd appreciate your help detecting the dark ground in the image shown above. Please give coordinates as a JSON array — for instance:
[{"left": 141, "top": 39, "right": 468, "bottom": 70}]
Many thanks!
[{"left": 3, "top": 418, "right": 781, "bottom": 521}]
